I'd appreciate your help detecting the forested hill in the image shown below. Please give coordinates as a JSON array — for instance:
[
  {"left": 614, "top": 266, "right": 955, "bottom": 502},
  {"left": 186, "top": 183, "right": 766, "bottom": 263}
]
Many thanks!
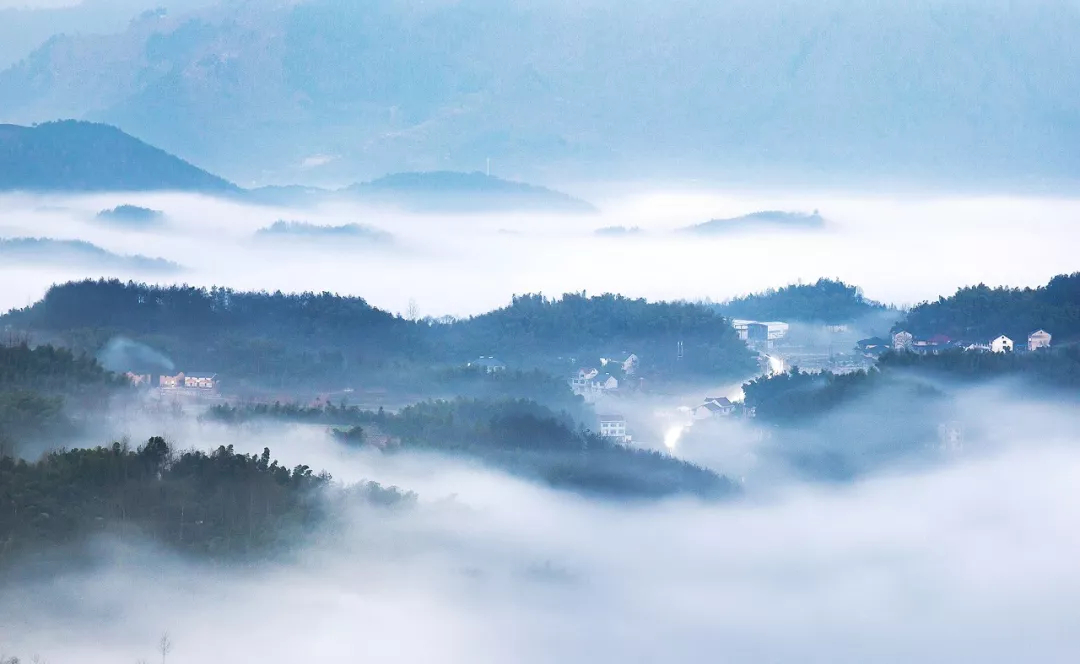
[
  {"left": 0, "top": 437, "right": 416, "bottom": 567},
  {"left": 896, "top": 273, "right": 1080, "bottom": 341},
  {"left": 0, "top": 121, "right": 238, "bottom": 193},
  {"left": 1, "top": 279, "right": 428, "bottom": 387},
  {"left": 440, "top": 293, "right": 757, "bottom": 379},
  {"left": 2, "top": 282, "right": 757, "bottom": 386},
  {"left": 717, "top": 278, "right": 889, "bottom": 323},
  {"left": 0, "top": 342, "right": 127, "bottom": 449}
]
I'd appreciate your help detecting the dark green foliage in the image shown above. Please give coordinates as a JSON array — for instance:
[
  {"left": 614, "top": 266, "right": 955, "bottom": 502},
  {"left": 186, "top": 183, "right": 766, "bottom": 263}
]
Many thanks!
[
  {"left": 0, "top": 343, "right": 126, "bottom": 443},
  {"left": 2, "top": 279, "right": 426, "bottom": 388},
  {"left": 743, "top": 368, "right": 883, "bottom": 422},
  {"left": 718, "top": 278, "right": 888, "bottom": 324},
  {"left": 209, "top": 398, "right": 736, "bottom": 500},
  {"left": 0, "top": 121, "right": 237, "bottom": 192},
  {"left": 879, "top": 347, "right": 1080, "bottom": 388},
  {"left": 331, "top": 425, "right": 366, "bottom": 444},
  {"left": 0, "top": 437, "right": 414, "bottom": 565},
  {"left": 2, "top": 281, "right": 756, "bottom": 389},
  {"left": 443, "top": 293, "right": 756, "bottom": 379},
  {"left": 897, "top": 273, "right": 1080, "bottom": 341}
]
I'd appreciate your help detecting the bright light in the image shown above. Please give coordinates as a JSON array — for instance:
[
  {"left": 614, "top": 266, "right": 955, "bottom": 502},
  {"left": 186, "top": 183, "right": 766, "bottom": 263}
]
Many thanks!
[
  {"left": 664, "top": 425, "right": 686, "bottom": 451},
  {"left": 766, "top": 354, "right": 785, "bottom": 375}
]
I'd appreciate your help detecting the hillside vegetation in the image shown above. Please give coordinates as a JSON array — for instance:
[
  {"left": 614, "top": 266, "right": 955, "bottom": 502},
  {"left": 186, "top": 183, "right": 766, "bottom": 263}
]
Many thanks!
[{"left": 897, "top": 273, "right": 1080, "bottom": 341}]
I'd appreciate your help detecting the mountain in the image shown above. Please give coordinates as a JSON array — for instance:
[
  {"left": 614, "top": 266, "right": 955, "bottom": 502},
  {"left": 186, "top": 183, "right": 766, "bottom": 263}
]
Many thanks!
[
  {"left": 0, "top": 238, "right": 181, "bottom": 273},
  {"left": 2, "top": 1, "right": 1078, "bottom": 185},
  {"left": 0, "top": 121, "right": 237, "bottom": 192},
  {"left": 346, "top": 172, "right": 596, "bottom": 213},
  {"left": 681, "top": 211, "right": 826, "bottom": 235},
  {"left": 717, "top": 278, "right": 889, "bottom": 324}
]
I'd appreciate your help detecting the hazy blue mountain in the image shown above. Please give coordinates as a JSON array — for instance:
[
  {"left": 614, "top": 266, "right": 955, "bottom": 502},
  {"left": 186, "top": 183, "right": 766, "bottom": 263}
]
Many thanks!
[
  {"left": 0, "top": 121, "right": 237, "bottom": 192},
  {"left": 682, "top": 211, "right": 826, "bottom": 235},
  {"left": 0, "top": 238, "right": 181, "bottom": 273},
  {"left": 346, "top": 172, "right": 596, "bottom": 213},
  {"left": 95, "top": 204, "right": 166, "bottom": 228},
  {"left": 255, "top": 221, "right": 394, "bottom": 244},
  {"left": 1, "top": 1, "right": 1079, "bottom": 184}
]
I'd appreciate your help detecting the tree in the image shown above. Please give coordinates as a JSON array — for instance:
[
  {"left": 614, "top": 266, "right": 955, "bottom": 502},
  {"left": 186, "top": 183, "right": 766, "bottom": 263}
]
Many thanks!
[{"left": 158, "top": 633, "right": 172, "bottom": 664}]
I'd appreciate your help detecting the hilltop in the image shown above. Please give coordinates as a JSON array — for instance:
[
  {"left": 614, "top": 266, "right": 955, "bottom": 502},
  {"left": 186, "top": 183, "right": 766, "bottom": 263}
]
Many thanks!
[
  {"left": 346, "top": 172, "right": 596, "bottom": 213},
  {"left": 0, "top": 121, "right": 238, "bottom": 193}
]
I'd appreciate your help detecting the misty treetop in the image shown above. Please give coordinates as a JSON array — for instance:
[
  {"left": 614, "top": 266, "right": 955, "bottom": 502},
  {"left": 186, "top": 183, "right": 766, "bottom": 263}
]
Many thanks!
[
  {"left": 0, "top": 436, "right": 416, "bottom": 566},
  {"left": 717, "top": 278, "right": 888, "bottom": 324},
  {"left": 0, "top": 343, "right": 127, "bottom": 447},
  {"left": 443, "top": 292, "right": 756, "bottom": 378},
  {"left": 208, "top": 398, "right": 736, "bottom": 500},
  {"left": 2, "top": 281, "right": 757, "bottom": 387},
  {"left": 897, "top": 272, "right": 1080, "bottom": 342}
]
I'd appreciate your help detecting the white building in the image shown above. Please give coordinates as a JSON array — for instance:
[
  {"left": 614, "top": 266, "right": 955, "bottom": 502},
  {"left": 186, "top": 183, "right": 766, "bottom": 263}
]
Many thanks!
[
  {"left": 570, "top": 369, "right": 618, "bottom": 400},
  {"left": 989, "top": 335, "right": 1014, "bottom": 354},
  {"left": 693, "top": 397, "right": 736, "bottom": 419},
  {"left": 598, "top": 415, "right": 629, "bottom": 443},
  {"left": 1028, "top": 330, "right": 1052, "bottom": 352},
  {"left": 732, "top": 320, "right": 753, "bottom": 341},
  {"left": 184, "top": 372, "right": 219, "bottom": 390}
]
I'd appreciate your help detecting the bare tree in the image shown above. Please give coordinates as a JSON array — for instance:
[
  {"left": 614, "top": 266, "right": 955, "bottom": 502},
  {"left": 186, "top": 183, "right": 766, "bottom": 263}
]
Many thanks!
[
  {"left": 406, "top": 298, "right": 420, "bottom": 321},
  {"left": 158, "top": 633, "right": 173, "bottom": 664}
]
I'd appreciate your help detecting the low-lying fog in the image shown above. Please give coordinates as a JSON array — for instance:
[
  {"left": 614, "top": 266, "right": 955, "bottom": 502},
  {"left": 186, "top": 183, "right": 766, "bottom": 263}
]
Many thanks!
[
  {"left": 2, "top": 187, "right": 1079, "bottom": 315},
  {"left": 3, "top": 387, "right": 1080, "bottom": 663}
]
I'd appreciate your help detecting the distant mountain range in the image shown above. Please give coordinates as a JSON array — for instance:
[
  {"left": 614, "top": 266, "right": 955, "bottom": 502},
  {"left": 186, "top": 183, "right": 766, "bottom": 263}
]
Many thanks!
[
  {"left": 0, "top": 121, "right": 236, "bottom": 193},
  {"left": 1, "top": 0, "right": 1078, "bottom": 185},
  {"left": 0, "top": 121, "right": 591, "bottom": 211},
  {"left": 0, "top": 237, "right": 181, "bottom": 273},
  {"left": 681, "top": 211, "right": 826, "bottom": 235}
]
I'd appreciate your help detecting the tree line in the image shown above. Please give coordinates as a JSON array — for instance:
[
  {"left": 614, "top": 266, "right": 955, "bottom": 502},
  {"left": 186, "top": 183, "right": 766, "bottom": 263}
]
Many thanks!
[
  {"left": 896, "top": 272, "right": 1080, "bottom": 342},
  {"left": 0, "top": 436, "right": 415, "bottom": 568},
  {"left": 207, "top": 398, "right": 737, "bottom": 500},
  {"left": 1, "top": 281, "right": 757, "bottom": 389}
]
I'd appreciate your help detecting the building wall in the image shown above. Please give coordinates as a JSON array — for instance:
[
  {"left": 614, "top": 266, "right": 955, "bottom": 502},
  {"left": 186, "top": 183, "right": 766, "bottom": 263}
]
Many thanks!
[{"left": 1029, "top": 332, "right": 1052, "bottom": 351}]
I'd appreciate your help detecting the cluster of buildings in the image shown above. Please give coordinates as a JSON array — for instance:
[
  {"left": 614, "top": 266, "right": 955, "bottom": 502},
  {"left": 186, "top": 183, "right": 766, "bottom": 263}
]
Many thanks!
[
  {"left": 126, "top": 371, "right": 220, "bottom": 392},
  {"left": 732, "top": 320, "right": 790, "bottom": 348},
  {"left": 569, "top": 353, "right": 638, "bottom": 402},
  {"left": 881, "top": 329, "right": 1053, "bottom": 356}
]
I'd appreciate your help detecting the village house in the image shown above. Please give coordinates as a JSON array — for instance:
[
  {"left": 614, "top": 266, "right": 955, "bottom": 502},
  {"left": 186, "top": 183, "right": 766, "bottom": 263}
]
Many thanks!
[
  {"left": 469, "top": 356, "right": 507, "bottom": 373},
  {"left": 598, "top": 415, "right": 629, "bottom": 443},
  {"left": 602, "top": 353, "right": 639, "bottom": 376},
  {"left": 125, "top": 372, "right": 152, "bottom": 386},
  {"left": 693, "top": 397, "right": 736, "bottom": 420},
  {"left": 1028, "top": 330, "right": 1052, "bottom": 352},
  {"left": 570, "top": 368, "right": 618, "bottom": 399},
  {"left": 184, "top": 372, "right": 219, "bottom": 389},
  {"left": 989, "top": 335, "right": 1014, "bottom": 354},
  {"left": 159, "top": 372, "right": 184, "bottom": 388},
  {"left": 160, "top": 371, "right": 219, "bottom": 390}
]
